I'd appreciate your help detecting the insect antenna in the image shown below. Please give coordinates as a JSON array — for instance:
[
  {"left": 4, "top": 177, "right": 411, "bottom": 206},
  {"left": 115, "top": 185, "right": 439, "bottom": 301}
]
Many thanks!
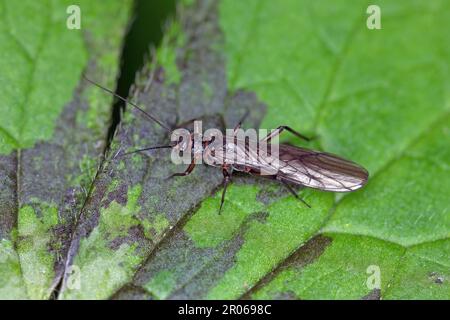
[
  {"left": 83, "top": 75, "right": 171, "bottom": 132},
  {"left": 118, "top": 145, "right": 173, "bottom": 157},
  {"left": 78, "top": 144, "right": 173, "bottom": 182}
]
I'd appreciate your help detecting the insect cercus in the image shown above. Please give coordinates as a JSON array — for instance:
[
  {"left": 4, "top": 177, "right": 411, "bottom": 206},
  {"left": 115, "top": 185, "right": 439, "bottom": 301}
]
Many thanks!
[{"left": 84, "top": 76, "right": 369, "bottom": 213}]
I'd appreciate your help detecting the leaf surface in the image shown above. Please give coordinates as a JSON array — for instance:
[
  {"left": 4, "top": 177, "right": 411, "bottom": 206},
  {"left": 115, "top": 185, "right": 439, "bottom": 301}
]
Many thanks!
[
  {"left": 0, "top": 0, "right": 131, "bottom": 299},
  {"left": 1, "top": 0, "right": 449, "bottom": 300},
  {"left": 111, "top": 0, "right": 449, "bottom": 300}
]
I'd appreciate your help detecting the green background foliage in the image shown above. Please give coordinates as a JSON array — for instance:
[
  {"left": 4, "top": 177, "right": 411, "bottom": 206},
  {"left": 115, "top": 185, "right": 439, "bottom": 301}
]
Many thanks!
[
  {"left": 0, "top": 0, "right": 86, "bottom": 153},
  {"left": 0, "top": 0, "right": 448, "bottom": 299}
]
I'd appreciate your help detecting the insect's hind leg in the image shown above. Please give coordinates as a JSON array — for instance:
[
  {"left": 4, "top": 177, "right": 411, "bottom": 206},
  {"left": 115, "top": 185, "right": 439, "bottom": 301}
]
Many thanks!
[
  {"left": 260, "top": 126, "right": 313, "bottom": 143},
  {"left": 279, "top": 179, "right": 311, "bottom": 208}
]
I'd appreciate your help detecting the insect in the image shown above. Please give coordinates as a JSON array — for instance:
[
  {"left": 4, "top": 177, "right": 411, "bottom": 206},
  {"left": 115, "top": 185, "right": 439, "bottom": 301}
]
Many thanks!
[{"left": 84, "top": 77, "right": 369, "bottom": 213}]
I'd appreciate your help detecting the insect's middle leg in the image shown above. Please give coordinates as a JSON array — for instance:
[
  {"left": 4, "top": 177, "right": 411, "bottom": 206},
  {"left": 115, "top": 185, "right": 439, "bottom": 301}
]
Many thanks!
[
  {"left": 232, "top": 109, "right": 250, "bottom": 135},
  {"left": 260, "top": 126, "right": 313, "bottom": 143}
]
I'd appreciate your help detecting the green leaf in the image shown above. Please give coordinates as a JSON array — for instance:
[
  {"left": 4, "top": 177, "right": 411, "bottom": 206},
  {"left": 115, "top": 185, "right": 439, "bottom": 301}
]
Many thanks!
[
  {"left": 0, "top": 0, "right": 85, "bottom": 153},
  {"left": 0, "top": 0, "right": 131, "bottom": 299},
  {"left": 109, "top": 0, "right": 448, "bottom": 300},
  {"left": 2, "top": 0, "right": 449, "bottom": 300}
]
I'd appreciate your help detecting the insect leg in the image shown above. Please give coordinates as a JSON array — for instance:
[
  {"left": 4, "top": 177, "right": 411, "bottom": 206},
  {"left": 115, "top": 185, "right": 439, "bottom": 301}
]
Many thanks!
[
  {"left": 260, "top": 126, "right": 313, "bottom": 143},
  {"left": 219, "top": 168, "right": 232, "bottom": 214},
  {"left": 279, "top": 179, "right": 311, "bottom": 208},
  {"left": 174, "top": 118, "right": 199, "bottom": 129},
  {"left": 167, "top": 160, "right": 196, "bottom": 178},
  {"left": 79, "top": 145, "right": 172, "bottom": 177},
  {"left": 232, "top": 109, "right": 250, "bottom": 134},
  {"left": 233, "top": 122, "right": 242, "bottom": 134},
  {"left": 119, "top": 145, "right": 173, "bottom": 157}
]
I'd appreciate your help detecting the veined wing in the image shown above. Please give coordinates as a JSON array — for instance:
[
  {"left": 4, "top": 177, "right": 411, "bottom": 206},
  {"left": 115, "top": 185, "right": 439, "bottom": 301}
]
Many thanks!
[
  {"left": 204, "top": 137, "right": 368, "bottom": 192},
  {"left": 206, "top": 137, "right": 280, "bottom": 174},
  {"left": 276, "top": 144, "right": 369, "bottom": 192}
]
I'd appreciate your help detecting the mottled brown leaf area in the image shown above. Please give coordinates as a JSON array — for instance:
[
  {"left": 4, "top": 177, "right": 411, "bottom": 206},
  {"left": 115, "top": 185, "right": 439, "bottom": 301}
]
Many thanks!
[
  {"left": 59, "top": 0, "right": 266, "bottom": 299},
  {"left": 0, "top": 66, "right": 124, "bottom": 298},
  {"left": 0, "top": 2, "right": 131, "bottom": 299},
  {"left": 243, "top": 235, "right": 333, "bottom": 300}
]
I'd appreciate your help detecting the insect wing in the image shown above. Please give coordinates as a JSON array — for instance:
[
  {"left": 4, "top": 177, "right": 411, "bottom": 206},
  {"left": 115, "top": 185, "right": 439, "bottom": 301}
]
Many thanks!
[
  {"left": 276, "top": 144, "right": 369, "bottom": 192},
  {"left": 220, "top": 137, "right": 280, "bottom": 175}
]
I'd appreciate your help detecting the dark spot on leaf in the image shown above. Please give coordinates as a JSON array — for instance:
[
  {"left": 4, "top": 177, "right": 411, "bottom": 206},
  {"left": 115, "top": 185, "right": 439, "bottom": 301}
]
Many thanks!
[
  {"left": 108, "top": 225, "right": 150, "bottom": 252},
  {"left": 249, "top": 211, "right": 270, "bottom": 224},
  {"left": 103, "top": 183, "right": 128, "bottom": 208},
  {"left": 255, "top": 182, "right": 287, "bottom": 206},
  {"left": 361, "top": 289, "right": 381, "bottom": 300},
  {"left": 435, "top": 277, "right": 444, "bottom": 284},
  {"left": 273, "top": 290, "right": 299, "bottom": 300},
  {"left": 243, "top": 235, "right": 332, "bottom": 299},
  {"left": 285, "top": 235, "right": 333, "bottom": 269},
  {"left": 111, "top": 285, "right": 153, "bottom": 300},
  {"left": 428, "top": 272, "right": 445, "bottom": 285},
  {"left": 169, "top": 231, "right": 247, "bottom": 299}
]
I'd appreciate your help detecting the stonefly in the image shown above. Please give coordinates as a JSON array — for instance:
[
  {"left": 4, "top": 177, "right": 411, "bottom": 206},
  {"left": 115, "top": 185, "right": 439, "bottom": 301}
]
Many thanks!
[{"left": 84, "top": 77, "right": 369, "bottom": 213}]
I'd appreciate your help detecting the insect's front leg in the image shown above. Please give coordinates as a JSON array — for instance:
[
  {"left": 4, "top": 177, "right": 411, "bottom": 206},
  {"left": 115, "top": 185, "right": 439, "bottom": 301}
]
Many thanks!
[
  {"left": 260, "top": 126, "right": 313, "bottom": 143},
  {"left": 173, "top": 118, "right": 199, "bottom": 130},
  {"left": 167, "top": 160, "right": 196, "bottom": 178},
  {"left": 218, "top": 166, "right": 232, "bottom": 214}
]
